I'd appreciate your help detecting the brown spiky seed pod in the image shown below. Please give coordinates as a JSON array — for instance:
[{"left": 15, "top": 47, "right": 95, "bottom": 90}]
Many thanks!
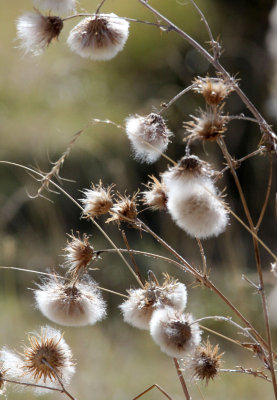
[
  {"left": 184, "top": 106, "right": 228, "bottom": 142},
  {"left": 193, "top": 76, "right": 236, "bottom": 105},
  {"left": 80, "top": 181, "right": 114, "bottom": 218},
  {"left": 142, "top": 176, "right": 167, "bottom": 211},
  {"left": 106, "top": 192, "right": 138, "bottom": 223},
  {"left": 63, "top": 232, "right": 94, "bottom": 276},
  {"left": 190, "top": 339, "right": 223, "bottom": 384}
]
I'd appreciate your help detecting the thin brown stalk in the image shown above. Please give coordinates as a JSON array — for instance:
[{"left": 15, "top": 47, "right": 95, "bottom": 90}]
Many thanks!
[
  {"left": 3, "top": 378, "right": 62, "bottom": 393},
  {"left": 173, "top": 358, "right": 191, "bottom": 400},
  {"left": 220, "top": 368, "right": 271, "bottom": 382},
  {"left": 256, "top": 153, "right": 273, "bottom": 230},
  {"left": 217, "top": 137, "right": 277, "bottom": 396},
  {"left": 121, "top": 230, "right": 144, "bottom": 284},
  {"left": 41, "top": 360, "right": 76, "bottom": 400},
  {"left": 133, "top": 384, "right": 173, "bottom": 400},
  {"left": 196, "top": 238, "right": 207, "bottom": 276},
  {"left": 158, "top": 83, "right": 196, "bottom": 114}
]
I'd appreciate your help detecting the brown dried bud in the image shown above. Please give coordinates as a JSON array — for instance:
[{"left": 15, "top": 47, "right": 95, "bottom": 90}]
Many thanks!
[
  {"left": 190, "top": 339, "right": 223, "bottom": 384},
  {"left": 63, "top": 232, "right": 94, "bottom": 277},
  {"left": 193, "top": 76, "right": 236, "bottom": 105},
  {"left": 80, "top": 181, "right": 114, "bottom": 218},
  {"left": 142, "top": 175, "right": 167, "bottom": 211},
  {"left": 106, "top": 193, "right": 138, "bottom": 223},
  {"left": 184, "top": 106, "right": 228, "bottom": 142}
]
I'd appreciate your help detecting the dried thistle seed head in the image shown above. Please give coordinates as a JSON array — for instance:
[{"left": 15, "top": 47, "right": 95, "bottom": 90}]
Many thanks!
[
  {"left": 63, "top": 232, "right": 94, "bottom": 276},
  {"left": 16, "top": 11, "right": 63, "bottom": 56},
  {"left": 142, "top": 175, "right": 167, "bottom": 211},
  {"left": 80, "top": 182, "right": 114, "bottom": 219},
  {"left": 119, "top": 274, "right": 187, "bottom": 330},
  {"left": 67, "top": 14, "right": 129, "bottom": 60},
  {"left": 33, "top": 0, "right": 76, "bottom": 15},
  {"left": 22, "top": 326, "right": 75, "bottom": 385},
  {"left": 107, "top": 192, "right": 138, "bottom": 223},
  {"left": 34, "top": 275, "right": 107, "bottom": 326},
  {"left": 184, "top": 107, "right": 228, "bottom": 142},
  {"left": 190, "top": 339, "right": 223, "bottom": 384},
  {"left": 125, "top": 113, "right": 173, "bottom": 163},
  {"left": 193, "top": 76, "right": 235, "bottom": 105},
  {"left": 150, "top": 308, "right": 201, "bottom": 358},
  {"left": 162, "top": 159, "right": 229, "bottom": 239}
]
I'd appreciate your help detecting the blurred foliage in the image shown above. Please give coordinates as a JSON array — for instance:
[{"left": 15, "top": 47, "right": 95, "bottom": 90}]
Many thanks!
[{"left": 0, "top": 0, "right": 277, "bottom": 399}]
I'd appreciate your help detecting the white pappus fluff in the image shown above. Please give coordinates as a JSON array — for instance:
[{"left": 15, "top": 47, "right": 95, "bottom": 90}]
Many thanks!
[
  {"left": 119, "top": 278, "right": 187, "bottom": 330},
  {"left": 34, "top": 275, "right": 107, "bottom": 326},
  {"left": 67, "top": 14, "right": 129, "bottom": 60},
  {"left": 150, "top": 307, "right": 202, "bottom": 358},
  {"left": 16, "top": 12, "right": 63, "bottom": 56},
  {"left": 162, "top": 155, "right": 229, "bottom": 239},
  {"left": 0, "top": 326, "right": 75, "bottom": 394},
  {"left": 125, "top": 113, "right": 172, "bottom": 163},
  {"left": 33, "top": 0, "right": 76, "bottom": 15}
]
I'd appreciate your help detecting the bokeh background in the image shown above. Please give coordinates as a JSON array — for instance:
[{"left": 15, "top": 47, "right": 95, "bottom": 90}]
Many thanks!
[{"left": 0, "top": 0, "right": 277, "bottom": 398}]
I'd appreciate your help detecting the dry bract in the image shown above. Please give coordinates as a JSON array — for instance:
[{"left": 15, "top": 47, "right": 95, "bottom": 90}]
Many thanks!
[
  {"left": 107, "top": 193, "right": 138, "bottom": 223},
  {"left": 120, "top": 275, "right": 187, "bottom": 330},
  {"left": 184, "top": 107, "right": 228, "bottom": 142},
  {"left": 80, "top": 182, "right": 114, "bottom": 219},
  {"left": 34, "top": 276, "right": 107, "bottom": 326},
  {"left": 67, "top": 14, "right": 129, "bottom": 60},
  {"left": 125, "top": 113, "right": 172, "bottom": 163},
  {"left": 16, "top": 11, "right": 63, "bottom": 56},
  {"left": 189, "top": 339, "right": 223, "bottom": 384},
  {"left": 142, "top": 175, "right": 167, "bottom": 211},
  {"left": 193, "top": 76, "right": 236, "bottom": 105},
  {"left": 63, "top": 232, "right": 94, "bottom": 276},
  {"left": 33, "top": 0, "right": 76, "bottom": 15}
]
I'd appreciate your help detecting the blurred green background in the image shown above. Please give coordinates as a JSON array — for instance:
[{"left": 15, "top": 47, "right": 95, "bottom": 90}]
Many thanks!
[{"left": 0, "top": 0, "right": 277, "bottom": 398}]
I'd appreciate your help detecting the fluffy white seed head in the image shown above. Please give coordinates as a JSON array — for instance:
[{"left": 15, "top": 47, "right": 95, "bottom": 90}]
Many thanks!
[
  {"left": 67, "top": 14, "right": 129, "bottom": 60},
  {"left": 33, "top": 0, "right": 76, "bottom": 15},
  {"left": 16, "top": 12, "right": 63, "bottom": 56},
  {"left": 34, "top": 275, "right": 107, "bottom": 326},
  {"left": 150, "top": 308, "right": 201, "bottom": 358},
  {"left": 125, "top": 113, "right": 172, "bottom": 163},
  {"left": 0, "top": 326, "right": 75, "bottom": 393},
  {"left": 119, "top": 275, "right": 187, "bottom": 330},
  {"left": 162, "top": 155, "right": 229, "bottom": 239}
]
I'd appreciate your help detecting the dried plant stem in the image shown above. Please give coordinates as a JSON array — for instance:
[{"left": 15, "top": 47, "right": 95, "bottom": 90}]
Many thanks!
[
  {"left": 0, "top": 161, "right": 143, "bottom": 289},
  {"left": 173, "top": 358, "right": 191, "bottom": 400},
  {"left": 199, "top": 324, "right": 244, "bottom": 349},
  {"left": 137, "top": 0, "right": 276, "bottom": 148},
  {"left": 3, "top": 378, "right": 62, "bottom": 393},
  {"left": 220, "top": 369, "right": 271, "bottom": 382},
  {"left": 137, "top": 218, "right": 270, "bottom": 353},
  {"left": 256, "top": 153, "right": 273, "bottom": 230},
  {"left": 42, "top": 360, "right": 76, "bottom": 400},
  {"left": 217, "top": 137, "right": 277, "bottom": 396},
  {"left": 196, "top": 238, "right": 207, "bottom": 276},
  {"left": 159, "top": 83, "right": 196, "bottom": 114},
  {"left": 133, "top": 384, "right": 174, "bottom": 400}
]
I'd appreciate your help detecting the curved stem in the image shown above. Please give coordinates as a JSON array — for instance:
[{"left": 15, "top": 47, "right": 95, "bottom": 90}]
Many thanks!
[
  {"left": 256, "top": 153, "right": 273, "bottom": 231},
  {"left": 173, "top": 358, "right": 191, "bottom": 400}
]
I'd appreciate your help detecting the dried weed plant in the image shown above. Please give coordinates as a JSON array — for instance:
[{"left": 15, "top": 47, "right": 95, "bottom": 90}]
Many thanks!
[{"left": 1, "top": 0, "right": 277, "bottom": 399}]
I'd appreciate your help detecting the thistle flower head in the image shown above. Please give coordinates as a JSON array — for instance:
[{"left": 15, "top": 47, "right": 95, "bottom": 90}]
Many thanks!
[
  {"left": 63, "top": 232, "right": 94, "bottom": 276},
  {"left": 125, "top": 113, "right": 172, "bottom": 163},
  {"left": 142, "top": 176, "right": 167, "bottom": 211},
  {"left": 34, "top": 275, "right": 107, "bottom": 326},
  {"left": 80, "top": 181, "right": 114, "bottom": 219},
  {"left": 22, "top": 326, "right": 74, "bottom": 384},
  {"left": 190, "top": 339, "right": 223, "bottom": 384},
  {"left": 67, "top": 14, "right": 129, "bottom": 60},
  {"left": 150, "top": 308, "right": 201, "bottom": 358},
  {"left": 184, "top": 107, "right": 228, "bottom": 142},
  {"left": 193, "top": 76, "right": 236, "bottom": 105},
  {"left": 107, "top": 192, "right": 138, "bottom": 224},
  {"left": 33, "top": 0, "right": 76, "bottom": 15},
  {"left": 119, "top": 274, "right": 187, "bottom": 330},
  {"left": 162, "top": 156, "right": 229, "bottom": 239},
  {"left": 16, "top": 11, "right": 63, "bottom": 56}
]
